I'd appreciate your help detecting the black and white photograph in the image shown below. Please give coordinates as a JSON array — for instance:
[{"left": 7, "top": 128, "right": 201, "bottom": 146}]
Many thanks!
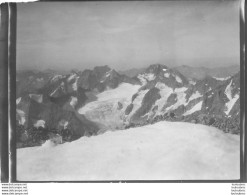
[{"left": 15, "top": 1, "right": 242, "bottom": 181}]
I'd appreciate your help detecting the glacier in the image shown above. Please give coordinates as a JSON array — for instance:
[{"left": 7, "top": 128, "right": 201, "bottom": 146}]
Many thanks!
[{"left": 78, "top": 83, "right": 140, "bottom": 129}]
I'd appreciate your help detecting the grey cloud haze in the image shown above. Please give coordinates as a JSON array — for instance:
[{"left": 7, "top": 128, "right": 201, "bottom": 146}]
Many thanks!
[{"left": 17, "top": 1, "right": 240, "bottom": 71}]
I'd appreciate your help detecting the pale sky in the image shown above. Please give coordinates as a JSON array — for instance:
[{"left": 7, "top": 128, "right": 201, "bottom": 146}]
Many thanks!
[{"left": 17, "top": 1, "right": 240, "bottom": 71}]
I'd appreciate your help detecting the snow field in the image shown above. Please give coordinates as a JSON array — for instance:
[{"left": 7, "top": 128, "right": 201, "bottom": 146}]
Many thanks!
[
  {"left": 17, "top": 121, "right": 240, "bottom": 181},
  {"left": 183, "top": 101, "right": 203, "bottom": 116}
]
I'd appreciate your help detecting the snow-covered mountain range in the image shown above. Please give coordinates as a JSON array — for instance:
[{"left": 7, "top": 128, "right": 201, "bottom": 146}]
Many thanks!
[{"left": 16, "top": 64, "right": 240, "bottom": 147}]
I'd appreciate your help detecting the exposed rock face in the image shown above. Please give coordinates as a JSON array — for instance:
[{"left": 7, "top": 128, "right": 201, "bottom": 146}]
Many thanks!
[
  {"left": 17, "top": 70, "right": 55, "bottom": 97},
  {"left": 134, "top": 64, "right": 188, "bottom": 88},
  {"left": 200, "top": 72, "right": 240, "bottom": 118},
  {"left": 124, "top": 65, "right": 240, "bottom": 131},
  {"left": 125, "top": 104, "right": 134, "bottom": 115},
  {"left": 77, "top": 65, "right": 139, "bottom": 92},
  {"left": 17, "top": 94, "right": 99, "bottom": 137},
  {"left": 16, "top": 66, "right": 139, "bottom": 147},
  {"left": 16, "top": 64, "right": 240, "bottom": 148},
  {"left": 131, "top": 87, "right": 161, "bottom": 123}
]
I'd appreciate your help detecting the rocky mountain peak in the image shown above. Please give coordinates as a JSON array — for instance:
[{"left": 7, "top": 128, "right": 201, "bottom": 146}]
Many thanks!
[
  {"left": 146, "top": 64, "right": 169, "bottom": 74},
  {"left": 136, "top": 64, "right": 188, "bottom": 88},
  {"left": 93, "top": 65, "right": 111, "bottom": 75}
]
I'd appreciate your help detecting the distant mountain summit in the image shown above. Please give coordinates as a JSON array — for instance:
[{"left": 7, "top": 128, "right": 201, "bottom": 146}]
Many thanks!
[
  {"left": 173, "top": 65, "right": 239, "bottom": 80},
  {"left": 77, "top": 65, "right": 138, "bottom": 92},
  {"left": 134, "top": 64, "right": 188, "bottom": 88}
]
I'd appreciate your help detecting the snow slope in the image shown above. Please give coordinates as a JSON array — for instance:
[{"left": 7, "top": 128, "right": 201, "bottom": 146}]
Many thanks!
[
  {"left": 16, "top": 97, "right": 21, "bottom": 105},
  {"left": 213, "top": 76, "right": 230, "bottom": 81},
  {"left": 225, "top": 94, "right": 239, "bottom": 115},
  {"left": 224, "top": 79, "right": 239, "bottom": 115},
  {"left": 187, "top": 91, "right": 202, "bottom": 102},
  {"left": 127, "top": 89, "right": 149, "bottom": 118},
  {"left": 70, "top": 96, "right": 78, "bottom": 108},
  {"left": 34, "top": 120, "right": 45, "bottom": 128},
  {"left": 152, "top": 82, "right": 173, "bottom": 116},
  {"left": 16, "top": 109, "right": 25, "bottom": 125},
  {"left": 17, "top": 121, "right": 239, "bottom": 181},
  {"left": 183, "top": 101, "right": 203, "bottom": 116},
  {"left": 165, "top": 87, "right": 188, "bottom": 111},
  {"left": 137, "top": 73, "right": 156, "bottom": 85}
]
